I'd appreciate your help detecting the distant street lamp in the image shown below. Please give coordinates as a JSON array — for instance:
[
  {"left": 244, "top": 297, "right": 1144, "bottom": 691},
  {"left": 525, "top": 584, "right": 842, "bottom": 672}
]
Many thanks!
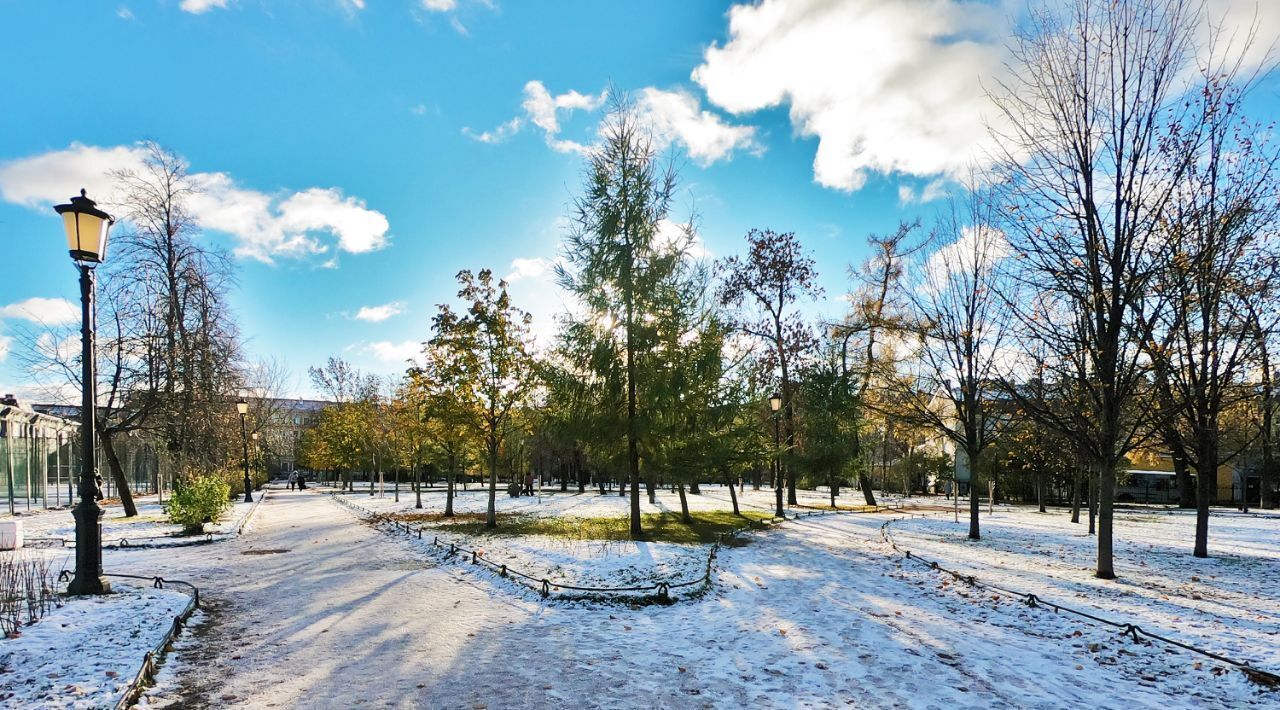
[
  {"left": 56, "top": 189, "right": 114, "bottom": 596},
  {"left": 236, "top": 399, "right": 253, "bottom": 503},
  {"left": 770, "top": 391, "right": 783, "bottom": 518}
]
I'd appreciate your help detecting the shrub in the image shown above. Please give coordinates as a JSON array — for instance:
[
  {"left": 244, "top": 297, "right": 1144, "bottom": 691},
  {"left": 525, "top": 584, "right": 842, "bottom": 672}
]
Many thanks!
[
  {"left": 166, "top": 474, "right": 233, "bottom": 534},
  {"left": 0, "top": 553, "right": 63, "bottom": 636}
]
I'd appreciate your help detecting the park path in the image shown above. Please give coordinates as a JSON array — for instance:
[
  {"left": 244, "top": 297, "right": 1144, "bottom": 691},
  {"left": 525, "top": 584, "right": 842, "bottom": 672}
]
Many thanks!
[
  {"left": 121, "top": 489, "right": 530, "bottom": 708},
  {"left": 114, "top": 490, "right": 1217, "bottom": 709}
]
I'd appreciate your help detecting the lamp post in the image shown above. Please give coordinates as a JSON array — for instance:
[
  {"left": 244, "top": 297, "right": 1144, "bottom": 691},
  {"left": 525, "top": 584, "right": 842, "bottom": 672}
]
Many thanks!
[
  {"left": 56, "top": 189, "right": 114, "bottom": 596},
  {"left": 770, "top": 391, "right": 783, "bottom": 518},
  {"left": 236, "top": 399, "right": 253, "bottom": 503}
]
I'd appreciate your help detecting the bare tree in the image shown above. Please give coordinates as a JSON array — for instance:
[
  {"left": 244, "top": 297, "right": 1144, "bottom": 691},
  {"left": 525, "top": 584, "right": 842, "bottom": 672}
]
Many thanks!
[
  {"left": 1146, "top": 71, "right": 1280, "bottom": 555},
  {"left": 837, "top": 220, "right": 925, "bottom": 506},
  {"left": 991, "top": 0, "right": 1207, "bottom": 578},
  {"left": 885, "top": 188, "right": 1012, "bottom": 540}
]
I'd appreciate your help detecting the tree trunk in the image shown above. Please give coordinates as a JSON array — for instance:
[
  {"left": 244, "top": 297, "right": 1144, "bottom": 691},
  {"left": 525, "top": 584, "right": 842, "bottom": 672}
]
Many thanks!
[
  {"left": 445, "top": 454, "right": 456, "bottom": 517},
  {"left": 689, "top": 480, "right": 700, "bottom": 494},
  {"left": 677, "top": 483, "right": 691, "bottom": 524},
  {"left": 727, "top": 472, "right": 740, "bottom": 516},
  {"left": 99, "top": 430, "right": 138, "bottom": 517},
  {"left": 967, "top": 470, "right": 980, "bottom": 540},
  {"left": 486, "top": 437, "right": 498, "bottom": 528},
  {"left": 1087, "top": 469, "right": 1097, "bottom": 535},
  {"left": 829, "top": 479, "right": 837, "bottom": 509},
  {"left": 1096, "top": 461, "right": 1116, "bottom": 579},
  {"left": 859, "top": 474, "right": 877, "bottom": 506},
  {"left": 1036, "top": 467, "right": 1045, "bottom": 513},
  {"left": 1070, "top": 468, "right": 1082, "bottom": 524},
  {"left": 415, "top": 463, "right": 423, "bottom": 510},
  {"left": 1172, "top": 448, "right": 1195, "bottom": 509},
  {"left": 1193, "top": 448, "right": 1217, "bottom": 558}
]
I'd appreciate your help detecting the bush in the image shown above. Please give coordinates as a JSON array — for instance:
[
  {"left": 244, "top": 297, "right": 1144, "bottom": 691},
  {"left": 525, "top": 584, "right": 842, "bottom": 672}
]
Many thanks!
[
  {"left": 0, "top": 553, "right": 62, "bottom": 636},
  {"left": 166, "top": 474, "right": 233, "bottom": 534}
]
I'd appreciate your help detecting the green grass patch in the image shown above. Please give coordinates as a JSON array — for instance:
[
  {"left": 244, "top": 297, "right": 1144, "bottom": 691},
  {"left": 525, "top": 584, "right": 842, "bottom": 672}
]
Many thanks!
[{"left": 393, "top": 509, "right": 772, "bottom": 544}]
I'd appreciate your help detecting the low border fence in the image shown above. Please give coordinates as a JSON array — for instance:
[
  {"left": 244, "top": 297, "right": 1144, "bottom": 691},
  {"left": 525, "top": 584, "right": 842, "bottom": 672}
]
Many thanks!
[
  {"left": 876, "top": 514, "right": 1280, "bottom": 689},
  {"left": 331, "top": 492, "right": 873, "bottom": 604},
  {"left": 55, "top": 570, "right": 202, "bottom": 709},
  {"left": 27, "top": 490, "right": 268, "bottom": 551}
]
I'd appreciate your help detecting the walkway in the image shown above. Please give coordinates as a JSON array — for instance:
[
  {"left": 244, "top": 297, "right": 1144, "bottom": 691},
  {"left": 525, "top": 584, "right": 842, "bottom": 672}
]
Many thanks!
[{"left": 115, "top": 490, "right": 1227, "bottom": 709}]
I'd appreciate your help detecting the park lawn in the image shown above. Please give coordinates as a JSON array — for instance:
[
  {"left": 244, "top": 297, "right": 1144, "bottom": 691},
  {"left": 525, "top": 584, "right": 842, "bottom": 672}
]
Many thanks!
[{"left": 391, "top": 509, "right": 773, "bottom": 544}]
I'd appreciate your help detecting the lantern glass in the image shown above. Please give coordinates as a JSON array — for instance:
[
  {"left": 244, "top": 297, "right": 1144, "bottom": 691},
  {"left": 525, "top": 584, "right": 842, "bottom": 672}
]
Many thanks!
[
  {"left": 54, "top": 190, "right": 113, "bottom": 263},
  {"left": 769, "top": 393, "right": 782, "bottom": 412},
  {"left": 236, "top": 400, "right": 249, "bottom": 416}
]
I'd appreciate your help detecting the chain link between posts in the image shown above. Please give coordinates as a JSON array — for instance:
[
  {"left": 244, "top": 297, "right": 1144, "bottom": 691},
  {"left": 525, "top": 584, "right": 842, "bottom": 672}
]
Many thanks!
[
  {"left": 330, "top": 491, "right": 880, "bottom": 604},
  {"left": 875, "top": 514, "right": 1280, "bottom": 689}
]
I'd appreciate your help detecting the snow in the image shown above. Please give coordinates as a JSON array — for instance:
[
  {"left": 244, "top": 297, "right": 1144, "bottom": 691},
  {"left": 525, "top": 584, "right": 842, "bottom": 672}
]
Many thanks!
[
  {"left": 113, "top": 490, "right": 1279, "bottom": 707},
  {"left": 0, "top": 582, "right": 192, "bottom": 709},
  {"left": 4, "top": 493, "right": 263, "bottom": 548},
  {"left": 884, "top": 506, "right": 1280, "bottom": 683}
]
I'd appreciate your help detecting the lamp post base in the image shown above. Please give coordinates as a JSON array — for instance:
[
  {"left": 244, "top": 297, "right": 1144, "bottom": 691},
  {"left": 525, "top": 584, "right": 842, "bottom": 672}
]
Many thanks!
[{"left": 67, "top": 501, "right": 111, "bottom": 595}]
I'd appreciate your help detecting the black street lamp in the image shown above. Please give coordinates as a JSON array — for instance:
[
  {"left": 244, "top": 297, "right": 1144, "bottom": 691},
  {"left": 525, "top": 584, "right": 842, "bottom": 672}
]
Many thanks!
[
  {"left": 769, "top": 391, "right": 783, "bottom": 518},
  {"left": 236, "top": 399, "right": 253, "bottom": 503},
  {"left": 56, "top": 189, "right": 114, "bottom": 596}
]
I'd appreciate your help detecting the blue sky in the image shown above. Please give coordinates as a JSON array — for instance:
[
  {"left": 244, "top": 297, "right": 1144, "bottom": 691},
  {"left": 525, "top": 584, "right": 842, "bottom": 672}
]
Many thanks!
[{"left": 1, "top": 0, "right": 1277, "bottom": 398}]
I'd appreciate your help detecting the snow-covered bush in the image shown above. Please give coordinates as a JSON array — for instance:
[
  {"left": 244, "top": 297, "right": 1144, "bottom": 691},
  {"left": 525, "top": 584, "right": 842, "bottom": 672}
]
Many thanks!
[{"left": 165, "top": 474, "right": 232, "bottom": 534}]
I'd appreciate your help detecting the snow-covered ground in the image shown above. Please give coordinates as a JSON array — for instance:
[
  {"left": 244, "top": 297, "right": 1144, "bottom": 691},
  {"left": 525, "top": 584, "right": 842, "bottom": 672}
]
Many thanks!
[
  {"left": 3, "top": 492, "right": 262, "bottom": 548},
  {"left": 0, "top": 582, "right": 192, "bottom": 709},
  {"left": 125, "top": 490, "right": 1276, "bottom": 708},
  {"left": 334, "top": 484, "right": 873, "bottom": 594},
  {"left": 885, "top": 507, "right": 1280, "bottom": 685}
]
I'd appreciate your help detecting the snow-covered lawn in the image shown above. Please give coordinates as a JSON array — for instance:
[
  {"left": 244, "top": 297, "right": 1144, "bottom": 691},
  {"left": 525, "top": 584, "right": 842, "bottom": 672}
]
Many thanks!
[
  {"left": 3, "top": 493, "right": 262, "bottom": 548},
  {"left": 333, "top": 486, "right": 957, "bottom": 596},
  {"left": 885, "top": 507, "right": 1280, "bottom": 683},
  {"left": 0, "top": 583, "right": 192, "bottom": 709}
]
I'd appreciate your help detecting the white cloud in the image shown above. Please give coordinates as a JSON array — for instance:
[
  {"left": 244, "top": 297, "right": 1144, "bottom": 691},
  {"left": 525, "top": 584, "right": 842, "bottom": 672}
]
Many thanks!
[
  {"left": 364, "top": 340, "right": 421, "bottom": 364},
  {"left": 276, "top": 188, "right": 389, "bottom": 255},
  {"left": 694, "top": 0, "right": 1280, "bottom": 193},
  {"left": 521, "top": 81, "right": 606, "bottom": 135},
  {"left": 505, "top": 256, "right": 560, "bottom": 284},
  {"left": 117, "top": 6, "right": 135, "bottom": 20},
  {"left": 0, "top": 334, "right": 10, "bottom": 363},
  {"left": 463, "top": 118, "right": 523, "bottom": 144},
  {"left": 476, "top": 81, "right": 757, "bottom": 164},
  {"left": 922, "top": 224, "right": 1009, "bottom": 293},
  {"left": 411, "top": 103, "right": 428, "bottom": 116},
  {"left": 421, "top": 0, "right": 457, "bottom": 10},
  {"left": 635, "top": 88, "right": 759, "bottom": 166},
  {"left": 354, "top": 302, "right": 405, "bottom": 323},
  {"left": 0, "top": 143, "right": 391, "bottom": 265},
  {"left": 694, "top": 0, "right": 1006, "bottom": 192},
  {"left": 179, "top": 0, "right": 228, "bottom": 14},
  {"left": 0, "top": 298, "right": 79, "bottom": 325}
]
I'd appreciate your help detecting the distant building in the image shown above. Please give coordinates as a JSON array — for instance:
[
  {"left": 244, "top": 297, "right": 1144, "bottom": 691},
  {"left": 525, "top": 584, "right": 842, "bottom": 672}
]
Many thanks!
[{"left": 253, "top": 398, "right": 330, "bottom": 477}]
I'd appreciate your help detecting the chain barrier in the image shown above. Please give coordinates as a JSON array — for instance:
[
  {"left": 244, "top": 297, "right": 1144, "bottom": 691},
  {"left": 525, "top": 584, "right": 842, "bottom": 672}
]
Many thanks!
[
  {"left": 877, "top": 515, "right": 1280, "bottom": 689},
  {"left": 331, "top": 492, "right": 880, "bottom": 604},
  {"left": 31, "top": 491, "right": 269, "bottom": 551},
  {"left": 55, "top": 569, "right": 202, "bottom": 708}
]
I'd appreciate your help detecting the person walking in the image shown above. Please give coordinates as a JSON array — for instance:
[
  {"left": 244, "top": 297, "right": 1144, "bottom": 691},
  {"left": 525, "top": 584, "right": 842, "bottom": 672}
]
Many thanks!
[{"left": 287, "top": 471, "right": 297, "bottom": 491}]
